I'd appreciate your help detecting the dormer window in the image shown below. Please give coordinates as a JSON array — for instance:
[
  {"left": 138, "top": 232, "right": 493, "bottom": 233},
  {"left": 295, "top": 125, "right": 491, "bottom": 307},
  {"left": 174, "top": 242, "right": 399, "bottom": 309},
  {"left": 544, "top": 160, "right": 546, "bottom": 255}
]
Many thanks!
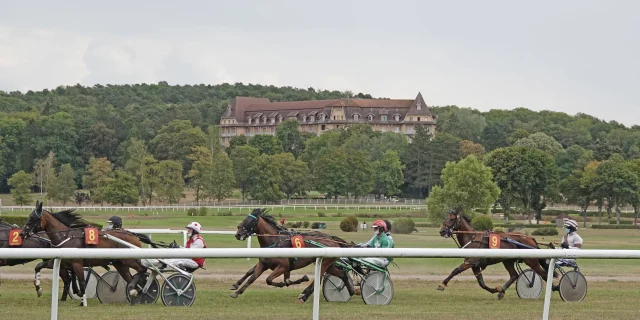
[
  {"left": 319, "top": 113, "right": 326, "bottom": 121},
  {"left": 381, "top": 115, "right": 387, "bottom": 121},
  {"left": 417, "top": 101, "right": 422, "bottom": 110},
  {"left": 302, "top": 115, "right": 307, "bottom": 122},
  {"left": 270, "top": 117, "right": 275, "bottom": 124},
  {"left": 262, "top": 116, "right": 267, "bottom": 124},
  {"left": 353, "top": 113, "right": 360, "bottom": 121},
  {"left": 277, "top": 115, "right": 283, "bottom": 123},
  {"left": 366, "top": 114, "right": 374, "bottom": 121},
  {"left": 247, "top": 117, "right": 252, "bottom": 124},
  {"left": 393, "top": 114, "right": 401, "bottom": 121}
]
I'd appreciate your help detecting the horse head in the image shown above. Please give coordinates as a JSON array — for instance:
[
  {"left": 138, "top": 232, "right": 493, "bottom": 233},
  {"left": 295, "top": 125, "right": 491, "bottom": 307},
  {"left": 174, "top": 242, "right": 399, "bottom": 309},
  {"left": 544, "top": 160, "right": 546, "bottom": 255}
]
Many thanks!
[
  {"left": 22, "top": 201, "right": 45, "bottom": 238},
  {"left": 439, "top": 209, "right": 463, "bottom": 238},
  {"left": 235, "top": 208, "right": 266, "bottom": 241}
]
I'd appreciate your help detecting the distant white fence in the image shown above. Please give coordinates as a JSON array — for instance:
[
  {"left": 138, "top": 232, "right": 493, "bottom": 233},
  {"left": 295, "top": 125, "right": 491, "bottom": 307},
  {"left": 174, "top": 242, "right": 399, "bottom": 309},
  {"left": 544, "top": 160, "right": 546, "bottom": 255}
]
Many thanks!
[{"left": 2, "top": 247, "right": 639, "bottom": 320}]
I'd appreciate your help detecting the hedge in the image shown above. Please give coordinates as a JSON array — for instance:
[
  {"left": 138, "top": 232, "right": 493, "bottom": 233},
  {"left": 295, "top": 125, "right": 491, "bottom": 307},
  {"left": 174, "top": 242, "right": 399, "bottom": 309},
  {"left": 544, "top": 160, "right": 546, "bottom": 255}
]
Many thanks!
[
  {"left": 493, "top": 223, "right": 558, "bottom": 229},
  {"left": 609, "top": 220, "right": 633, "bottom": 225},
  {"left": 591, "top": 224, "right": 639, "bottom": 229}
]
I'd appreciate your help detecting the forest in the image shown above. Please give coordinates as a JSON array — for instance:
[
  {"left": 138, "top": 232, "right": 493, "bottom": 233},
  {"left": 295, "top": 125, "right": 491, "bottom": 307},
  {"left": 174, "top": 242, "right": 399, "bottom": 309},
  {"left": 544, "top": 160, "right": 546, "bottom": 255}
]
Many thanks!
[{"left": 1, "top": 82, "right": 639, "bottom": 222}]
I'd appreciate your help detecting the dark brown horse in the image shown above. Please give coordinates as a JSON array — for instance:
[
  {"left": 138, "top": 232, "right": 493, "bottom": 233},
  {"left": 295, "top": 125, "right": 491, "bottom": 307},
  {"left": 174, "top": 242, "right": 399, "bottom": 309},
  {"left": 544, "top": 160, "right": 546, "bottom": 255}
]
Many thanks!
[
  {"left": 438, "top": 211, "right": 554, "bottom": 299},
  {"left": 0, "top": 219, "right": 79, "bottom": 301},
  {"left": 233, "top": 208, "right": 355, "bottom": 303},
  {"left": 230, "top": 208, "right": 308, "bottom": 293},
  {"left": 21, "top": 201, "right": 148, "bottom": 306}
]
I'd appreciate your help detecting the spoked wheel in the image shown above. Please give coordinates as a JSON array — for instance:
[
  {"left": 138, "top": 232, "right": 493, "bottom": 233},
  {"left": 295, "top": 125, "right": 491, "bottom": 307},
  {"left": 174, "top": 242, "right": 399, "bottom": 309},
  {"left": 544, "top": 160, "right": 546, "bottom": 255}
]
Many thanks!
[
  {"left": 161, "top": 274, "right": 196, "bottom": 306},
  {"left": 559, "top": 271, "right": 587, "bottom": 302},
  {"left": 96, "top": 271, "right": 128, "bottom": 304},
  {"left": 322, "top": 274, "right": 353, "bottom": 302},
  {"left": 360, "top": 271, "right": 393, "bottom": 305},
  {"left": 516, "top": 268, "right": 543, "bottom": 299},
  {"left": 126, "top": 272, "right": 160, "bottom": 305},
  {"left": 69, "top": 268, "right": 98, "bottom": 300}
]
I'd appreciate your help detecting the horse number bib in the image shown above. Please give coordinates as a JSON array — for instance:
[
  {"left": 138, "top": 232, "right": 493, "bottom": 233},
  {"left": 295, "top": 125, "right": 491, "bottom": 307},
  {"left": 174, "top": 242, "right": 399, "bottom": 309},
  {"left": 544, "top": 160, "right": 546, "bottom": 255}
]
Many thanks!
[
  {"left": 85, "top": 227, "right": 99, "bottom": 245},
  {"left": 291, "top": 235, "right": 304, "bottom": 248},
  {"left": 9, "top": 229, "right": 22, "bottom": 246},
  {"left": 489, "top": 233, "right": 500, "bottom": 249}
]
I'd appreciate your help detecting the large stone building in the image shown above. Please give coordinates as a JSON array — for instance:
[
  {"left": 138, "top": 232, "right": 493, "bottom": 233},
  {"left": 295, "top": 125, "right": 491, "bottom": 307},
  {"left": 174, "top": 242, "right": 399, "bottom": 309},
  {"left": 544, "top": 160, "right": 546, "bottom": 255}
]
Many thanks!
[{"left": 219, "top": 92, "right": 436, "bottom": 146}]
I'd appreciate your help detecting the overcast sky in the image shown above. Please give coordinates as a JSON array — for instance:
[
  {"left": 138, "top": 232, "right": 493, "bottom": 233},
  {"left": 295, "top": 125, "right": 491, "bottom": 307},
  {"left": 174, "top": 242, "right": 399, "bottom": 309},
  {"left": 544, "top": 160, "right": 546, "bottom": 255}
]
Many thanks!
[{"left": 1, "top": 0, "right": 638, "bottom": 126}]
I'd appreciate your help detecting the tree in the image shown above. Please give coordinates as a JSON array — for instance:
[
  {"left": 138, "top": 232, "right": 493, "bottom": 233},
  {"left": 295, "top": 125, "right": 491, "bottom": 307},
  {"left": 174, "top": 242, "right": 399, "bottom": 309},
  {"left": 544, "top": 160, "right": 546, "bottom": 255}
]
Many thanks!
[
  {"left": 247, "top": 154, "right": 284, "bottom": 202},
  {"left": 625, "top": 159, "right": 640, "bottom": 225},
  {"left": 248, "top": 134, "right": 283, "bottom": 155},
  {"left": 82, "top": 157, "right": 113, "bottom": 205},
  {"left": 206, "top": 125, "right": 224, "bottom": 155},
  {"left": 276, "top": 119, "right": 305, "bottom": 159},
  {"left": 272, "top": 153, "right": 309, "bottom": 199},
  {"left": 560, "top": 169, "right": 591, "bottom": 227},
  {"left": 481, "top": 122, "right": 510, "bottom": 152},
  {"left": 46, "top": 164, "right": 77, "bottom": 205},
  {"left": 373, "top": 150, "right": 405, "bottom": 198},
  {"left": 154, "top": 160, "right": 185, "bottom": 204},
  {"left": 198, "top": 149, "right": 237, "bottom": 202},
  {"left": 102, "top": 170, "right": 140, "bottom": 206},
  {"left": 591, "top": 158, "right": 639, "bottom": 224},
  {"left": 314, "top": 148, "right": 349, "bottom": 199},
  {"left": 460, "top": 140, "right": 485, "bottom": 158},
  {"left": 514, "top": 132, "right": 564, "bottom": 157},
  {"left": 124, "top": 138, "right": 153, "bottom": 205},
  {"left": 345, "top": 150, "right": 374, "bottom": 198},
  {"left": 226, "top": 134, "right": 248, "bottom": 154},
  {"left": 555, "top": 145, "right": 594, "bottom": 181},
  {"left": 8, "top": 170, "right": 33, "bottom": 205},
  {"left": 150, "top": 120, "right": 207, "bottom": 174},
  {"left": 33, "top": 151, "right": 56, "bottom": 194},
  {"left": 230, "top": 145, "right": 260, "bottom": 202},
  {"left": 427, "top": 155, "right": 500, "bottom": 218}
]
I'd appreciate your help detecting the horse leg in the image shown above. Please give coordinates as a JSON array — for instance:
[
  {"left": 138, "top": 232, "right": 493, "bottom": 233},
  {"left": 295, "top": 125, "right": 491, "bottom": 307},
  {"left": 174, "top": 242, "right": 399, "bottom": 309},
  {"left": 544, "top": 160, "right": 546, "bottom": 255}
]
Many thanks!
[
  {"left": 71, "top": 262, "right": 87, "bottom": 307},
  {"left": 495, "top": 260, "right": 519, "bottom": 300},
  {"left": 115, "top": 260, "right": 142, "bottom": 301},
  {"left": 297, "top": 259, "right": 335, "bottom": 303},
  {"left": 60, "top": 269, "right": 74, "bottom": 302},
  {"left": 285, "top": 271, "right": 310, "bottom": 286},
  {"left": 265, "top": 266, "right": 290, "bottom": 288},
  {"left": 437, "top": 261, "right": 472, "bottom": 291},
  {"left": 231, "top": 261, "right": 267, "bottom": 298},
  {"left": 471, "top": 266, "right": 499, "bottom": 295},
  {"left": 34, "top": 260, "right": 50, "bottom": 297},
  {"left": 231, "top": 264, "right": 256, "bottom": 290}
]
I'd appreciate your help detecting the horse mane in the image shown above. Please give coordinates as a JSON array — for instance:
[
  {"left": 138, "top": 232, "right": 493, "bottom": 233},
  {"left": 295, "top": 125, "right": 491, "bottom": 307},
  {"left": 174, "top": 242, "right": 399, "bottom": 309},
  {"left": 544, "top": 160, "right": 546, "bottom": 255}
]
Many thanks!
[
  {"left": 461, "top": 214, "right": 472, "bottom": 224},
  {"left": 261, "top": 213, "right": 289, "bottom": 232},
  {"left": 51, "top": 209, "right": 90, "bottom": 228}
]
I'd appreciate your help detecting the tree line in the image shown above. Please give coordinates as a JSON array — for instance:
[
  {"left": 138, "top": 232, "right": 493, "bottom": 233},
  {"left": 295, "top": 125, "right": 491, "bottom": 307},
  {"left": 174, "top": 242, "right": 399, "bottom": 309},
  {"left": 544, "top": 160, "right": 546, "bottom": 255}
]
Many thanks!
[{"left": 2, "top": 82, "right": 640, "bottom": 215}]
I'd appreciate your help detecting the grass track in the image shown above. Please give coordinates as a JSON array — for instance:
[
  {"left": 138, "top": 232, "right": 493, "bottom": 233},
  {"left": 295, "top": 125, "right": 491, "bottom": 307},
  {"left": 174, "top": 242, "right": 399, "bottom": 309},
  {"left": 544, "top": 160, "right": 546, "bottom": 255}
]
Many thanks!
[{"left": 1, "top": 279, "right": 638, "bottom": 320}]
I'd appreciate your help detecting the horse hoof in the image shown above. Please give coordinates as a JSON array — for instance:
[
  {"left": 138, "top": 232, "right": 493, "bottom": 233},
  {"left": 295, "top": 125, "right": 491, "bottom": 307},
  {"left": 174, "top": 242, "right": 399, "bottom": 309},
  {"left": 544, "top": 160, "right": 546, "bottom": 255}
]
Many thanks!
[
  {"left": 498, "top": 292, "right": 505, "bottom": 300},
  {"left": 436, "top": 284, "right": 446, "bottom": 291},
  {"left": 230, "top": 285, "right": 238, "bottom": 290},
  {"left": 129, "top": 289, "right": 138, "bottom": 298},
  {"left": 354, "top": 288, "right": 361, "bottom": 296},
  {"left": 301, "top": 275, "right": 309, "bottom": 282},
  {"left": 296, "top": 299, "right": 305, "bottom": 304},
  {"left": 229, "top": 292, "right": 238, "bottom": 299},
  {"left": 37, "top": 289, "right": 43, "bottom": 297}
]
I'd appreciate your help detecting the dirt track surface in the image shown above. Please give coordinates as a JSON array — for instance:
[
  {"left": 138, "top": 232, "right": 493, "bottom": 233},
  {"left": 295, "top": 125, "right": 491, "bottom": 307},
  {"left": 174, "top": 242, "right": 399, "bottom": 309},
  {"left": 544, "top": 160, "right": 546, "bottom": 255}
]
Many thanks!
[{"left": 2, "top": 272, "right": 638, "bottom": 282}]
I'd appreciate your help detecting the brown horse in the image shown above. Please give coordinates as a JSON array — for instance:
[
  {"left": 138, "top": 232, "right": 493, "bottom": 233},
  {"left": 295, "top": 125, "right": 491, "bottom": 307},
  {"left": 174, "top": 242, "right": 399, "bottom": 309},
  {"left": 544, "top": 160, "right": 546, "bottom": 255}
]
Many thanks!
[
  {"left": 233, "top": 208, "right": 355, "bottom": 303},
  {"left": 0, "top": 219, "right": 80, "bottom": 301},
  {"left": 437, "top": 211, "right": 554, "bottom": 299},
  {"left": 230, "top": 208, "right": 308, "bottom": 293},
  {"left": 21, "top": 201, "right": 148, "bottom": 306}
]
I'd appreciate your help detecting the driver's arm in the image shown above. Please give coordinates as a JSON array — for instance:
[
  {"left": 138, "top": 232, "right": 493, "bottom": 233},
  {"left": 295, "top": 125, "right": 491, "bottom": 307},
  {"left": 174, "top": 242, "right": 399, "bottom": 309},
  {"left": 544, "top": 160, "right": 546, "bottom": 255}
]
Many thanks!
[{"left": 189, "top": 238, "right": 205, "bottom": 249}]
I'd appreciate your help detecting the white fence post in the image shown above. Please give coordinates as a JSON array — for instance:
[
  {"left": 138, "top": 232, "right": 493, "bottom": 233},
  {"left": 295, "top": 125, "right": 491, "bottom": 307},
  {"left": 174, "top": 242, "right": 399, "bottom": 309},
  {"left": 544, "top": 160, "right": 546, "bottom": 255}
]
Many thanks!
[
  {"left": 246, "top": 236, "right": 251, "bottom": 261},
  {"left": 312, "top": 257, "right": 323, "bottom": 320},
  {"left": 50, "top": 258, "right": 61, "bottom": 320},
  {"left": 542, "top": 258, "right": 556, "bottom": 320}
]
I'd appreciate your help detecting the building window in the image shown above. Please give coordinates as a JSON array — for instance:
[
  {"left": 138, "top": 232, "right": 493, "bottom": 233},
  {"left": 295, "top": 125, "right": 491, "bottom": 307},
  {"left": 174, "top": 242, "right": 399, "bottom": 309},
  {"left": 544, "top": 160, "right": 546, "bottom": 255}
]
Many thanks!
[
  {"left": 417, "top": 101, "right": 422, "bottom": 110},
  {"left": 394, "top": 114, "right": 400, "bottom": 121},
  {"left": 319, "top": 113, "right": 326, "bottom": 121},
  {"left": 309, "top": 115, "right": 315, "bottom": 122},
  {"left": 417, "top": 117, "right": 421, "bottom": 121},
  {"left": 278, "top": 116, "right": 283, "bottom": 123},
  {"left": 302, "top": 115, "right": 307, "bottom": 122},
  {"left": 395, "top": 126, "right": 400, "bottom": 133},
  {"left": 247, "top": 117, "right": 252, "bottom": 124},
  {"left": 353, "top": 113, "right": 360, "bottom": 121},
  {"left": 366, "top": 114, "right": 374, "bottom": 121},
  {"left": 321, "top": 124, "right": 326, "bottom": 130},
  {"left": 270, "top": 117, "right": 275, "bottom": 124},
  {"left": 262, "top": 116, "right": 267, "bottom": 124},
  {"left": 381, "top": 115, "right": 387, "bottom": 121}
]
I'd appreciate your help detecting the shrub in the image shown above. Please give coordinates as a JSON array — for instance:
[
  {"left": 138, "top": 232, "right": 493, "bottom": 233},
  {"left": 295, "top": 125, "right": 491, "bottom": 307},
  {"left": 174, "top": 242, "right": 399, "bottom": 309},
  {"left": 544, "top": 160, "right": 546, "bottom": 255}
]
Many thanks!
[
  {"left": 394, "top": 218, "right": 416, "bottom": 234},
  {"left": 532, "top": 227, "right": 559, "bottom": 236},
  {"left": 492, "top": 226, "right": 506, "bottom": 234},
  {"left": 187, "top": 208, "right": 197, "bottom": 216},
  {"left": 494, "top": 223, "right": 555, "bottom": 229},
  {"left": 303, "top": 221, "right": 310, "bottom": 228},
  {"left": 609, "top": 220, "right": 633, "bottom": 225},
  {"left": 317, "top": 212, "right": 326, "bottom": 217},
  {"left": 333, "top": 212, "right": 343, "bottom": 217},
  {"left": 198, "top": 207, "right": 208, "bottom": 216},
  {"left": 591, "top": 224, "right": 638, "bottom": 229},
  {"left": 414, "top": 223, "right": 442, "bottom": 228},
  {"left": 217, "top": 210, "right": 233, "bottom": 216},
  {"left": 471, "top": 215, "right": 493, "bottom": 231},
  {"left": 339, "top": 217, "right": 359, "bottom": 232}
]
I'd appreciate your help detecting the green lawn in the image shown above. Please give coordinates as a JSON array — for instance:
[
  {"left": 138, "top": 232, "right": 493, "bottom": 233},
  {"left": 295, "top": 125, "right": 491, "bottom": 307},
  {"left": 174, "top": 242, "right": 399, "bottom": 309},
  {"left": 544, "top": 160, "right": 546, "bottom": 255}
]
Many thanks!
[{"left": 1, "top": 279, "right": 638, "bottom": 320}]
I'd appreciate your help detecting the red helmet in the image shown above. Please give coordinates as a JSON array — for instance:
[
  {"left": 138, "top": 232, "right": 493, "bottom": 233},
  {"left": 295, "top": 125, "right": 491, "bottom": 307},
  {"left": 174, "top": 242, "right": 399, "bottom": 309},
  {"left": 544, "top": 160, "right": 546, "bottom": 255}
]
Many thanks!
[{"left": 372, "top": 220, "right": 387, "bottom": 232}]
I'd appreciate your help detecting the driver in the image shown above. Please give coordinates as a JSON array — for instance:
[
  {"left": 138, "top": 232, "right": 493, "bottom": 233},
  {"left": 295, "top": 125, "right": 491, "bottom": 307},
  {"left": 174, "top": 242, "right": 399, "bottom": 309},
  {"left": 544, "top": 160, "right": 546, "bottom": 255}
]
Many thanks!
[
  {"left": 552, "top": 219, "right": 583, "bottom": 291},
  {"left": 360, "top": 220, "right": 395, "bottom": 268},
  {"left": 142, "top": 222, "right": 207, "bottom": 270},
  {"left": 106, "top": 216, "right": 123, "bottom": 230}
]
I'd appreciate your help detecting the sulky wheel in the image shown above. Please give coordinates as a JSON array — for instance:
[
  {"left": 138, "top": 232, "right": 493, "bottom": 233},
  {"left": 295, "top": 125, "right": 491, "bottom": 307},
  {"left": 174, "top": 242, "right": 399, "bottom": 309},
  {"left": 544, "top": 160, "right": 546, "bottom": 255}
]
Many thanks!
[
  {"left": 96, "top": 271, "right": 128, "bottom": 304},
  {"left": 322, "top": 274, "right": 353, "bottom": 302},
  {"left": 161, "top": 274, "right": 196, "bottom": 306},
  {"left": 126, "top": 272, "right": 160, "bottom": 305},
  {"left": 558, "top": 271, "right": 587, "bottom": 302},
  {"left": 515, "top": 268, "right": 543, "bottom": 299},
  {"left": 360, "top": 271, "right": 393, "bottom": 305},
  {"left": 70, "top": 268, "right": 99, "bottom": 300}
]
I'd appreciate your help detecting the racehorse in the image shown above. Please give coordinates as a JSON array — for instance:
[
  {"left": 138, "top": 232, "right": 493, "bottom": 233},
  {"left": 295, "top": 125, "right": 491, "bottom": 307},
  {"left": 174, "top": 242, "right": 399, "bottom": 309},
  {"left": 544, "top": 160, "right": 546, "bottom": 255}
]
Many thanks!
[
  {"left": 233, "top": 208, "right": 356, "bottom": 303},
  {"left": 438, "top": 210, "right": 554, "bottom": 299},
  {"left": 230, "top": 208, "right": 308, "bottom": 293},
  {"left": 21, "top": 201, "right": 148, "bottom": 307},
  {"left": 0, "top": 219, "right": 78, "bottom": 301}
]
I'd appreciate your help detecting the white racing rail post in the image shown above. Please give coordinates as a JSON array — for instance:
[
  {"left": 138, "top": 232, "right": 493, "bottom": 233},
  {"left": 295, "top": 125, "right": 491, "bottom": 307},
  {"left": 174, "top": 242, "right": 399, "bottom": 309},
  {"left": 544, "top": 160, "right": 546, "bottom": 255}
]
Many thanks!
[
  {"left": 543, "top": 258, "right": 556, "bottom": 320},
  {"left": 3, "top": 248, "right": 638, "bottom": 320},
  {"left": 312, "top": 257, "right": 323, "bottom": 320},
  {"left": 50, "top": 258, "right": 61, "bottom": 320}
]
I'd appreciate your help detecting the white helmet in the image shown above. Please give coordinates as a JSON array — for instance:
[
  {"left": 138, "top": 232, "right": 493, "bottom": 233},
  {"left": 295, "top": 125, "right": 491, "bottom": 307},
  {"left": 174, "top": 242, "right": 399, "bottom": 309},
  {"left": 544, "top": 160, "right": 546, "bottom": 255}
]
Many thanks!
[
  {"left": 565, "top": 219, "right": 578, "bottom": 230},
  {"left": 186, "top": 222, "right": 202, "bottom": 233}
]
